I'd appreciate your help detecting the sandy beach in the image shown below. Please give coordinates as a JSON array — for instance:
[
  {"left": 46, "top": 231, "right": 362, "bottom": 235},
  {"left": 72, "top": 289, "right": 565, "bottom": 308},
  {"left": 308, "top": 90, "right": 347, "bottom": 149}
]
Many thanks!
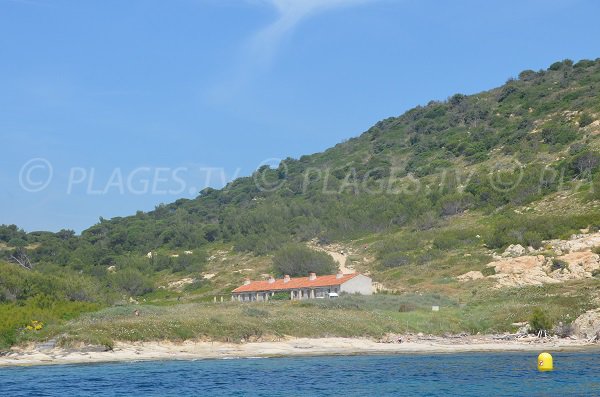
[{"left": 1, "top": 336, "right": 598, "bottom": 367}]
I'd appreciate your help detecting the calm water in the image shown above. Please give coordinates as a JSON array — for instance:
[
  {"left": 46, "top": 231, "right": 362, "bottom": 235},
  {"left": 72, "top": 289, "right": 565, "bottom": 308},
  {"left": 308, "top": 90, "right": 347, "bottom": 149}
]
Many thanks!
[{"left": 1, "top": 352, "right": 599, "bottom": 396}]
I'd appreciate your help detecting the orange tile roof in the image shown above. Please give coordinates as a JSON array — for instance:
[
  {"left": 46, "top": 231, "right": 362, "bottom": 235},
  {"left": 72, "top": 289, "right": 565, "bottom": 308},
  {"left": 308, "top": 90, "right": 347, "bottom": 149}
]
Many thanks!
[{"left": 232, "top": 273, "right": 360, "bottom": 293}]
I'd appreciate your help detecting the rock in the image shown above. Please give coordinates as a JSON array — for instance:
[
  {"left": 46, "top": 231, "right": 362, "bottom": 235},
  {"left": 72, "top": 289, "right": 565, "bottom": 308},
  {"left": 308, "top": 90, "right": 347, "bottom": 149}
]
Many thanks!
[
  {"left": 485, "top": 247, "right": 600, "bottom": 288},
  {"left": 487, "top": 255, "right": 559, "bottom": 288},
  {"left": 572, "top": 309, "right": 600, "bottom": 340},
  {"left": 550, "top": 251, "right": 600, "bottom": 280},
  {"left": 107, "top": 265, "right": 117, "bottom": 273},
  {"left": 79, "top": 344, "right": 112, "bottom": 353},
  {"left": 167, "top": 278, "right": 196, "bottom": 291},
  {"left": 456, "top": 271, "right": 484, "bottom": 282},
  {"left": 35, "top": 339, "right": 57, "bottom": 352},
  {"left": 502, "top": 244, "right": 526, "bottom": 257},
  {"left": 545, "top": 232, "right": 600, "bottom": 254}
]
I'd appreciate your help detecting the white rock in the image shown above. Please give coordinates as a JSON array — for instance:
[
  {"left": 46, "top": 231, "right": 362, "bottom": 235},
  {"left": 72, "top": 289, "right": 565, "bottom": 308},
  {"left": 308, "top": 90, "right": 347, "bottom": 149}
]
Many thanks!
[
  {"left": 456, "top": 271, "right": 484, "bottom": 282},
  {"left": 502, "top": 244, "right": 526, "bottom": 257}
]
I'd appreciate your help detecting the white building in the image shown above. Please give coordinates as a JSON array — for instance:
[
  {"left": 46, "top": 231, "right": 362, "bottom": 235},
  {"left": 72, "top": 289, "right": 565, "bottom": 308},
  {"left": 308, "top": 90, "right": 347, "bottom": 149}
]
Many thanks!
[{"left": 231, "top": 272, "right": 372, "bottom": 302}]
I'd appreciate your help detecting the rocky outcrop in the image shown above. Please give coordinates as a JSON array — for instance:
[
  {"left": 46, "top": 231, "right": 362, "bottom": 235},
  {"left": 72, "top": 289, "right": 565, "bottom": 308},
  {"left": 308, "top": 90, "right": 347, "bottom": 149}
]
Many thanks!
[
  {"left": 456, "top": 271, "right": 484, "bottom": 282},
  {"left": 546, "top": 232, "right": 600, "bottom": 254},
  {"left": 457, "top": 250, "right": 600, "bottom": 288},
  {"left": 487, "top": 256, "right": 559, "bottom": 288},
  {"left": 502, "top": 244, "right": 526, "bottom": 257},
  {"left": 458, "top": 231, "right": 600, "bottom": 288},
  {"left": 572, "top": 309, "right": 600, "bottom": 340},
  {"left": 550, "top": 251, "right": 600, "bottom": 281}
]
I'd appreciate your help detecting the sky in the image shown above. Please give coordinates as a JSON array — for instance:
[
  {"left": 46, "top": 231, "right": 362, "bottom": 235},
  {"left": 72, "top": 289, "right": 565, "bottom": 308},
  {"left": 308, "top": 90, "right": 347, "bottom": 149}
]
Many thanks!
[{"left": 1, "top": 0, "right": 600, "bottom": 232}]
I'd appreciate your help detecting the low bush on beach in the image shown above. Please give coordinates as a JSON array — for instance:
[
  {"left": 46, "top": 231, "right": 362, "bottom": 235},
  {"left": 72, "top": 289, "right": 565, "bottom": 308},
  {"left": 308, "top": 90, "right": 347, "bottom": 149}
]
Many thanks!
[{"left": 529, "top": 308, "right": 554, "bottom": 335}]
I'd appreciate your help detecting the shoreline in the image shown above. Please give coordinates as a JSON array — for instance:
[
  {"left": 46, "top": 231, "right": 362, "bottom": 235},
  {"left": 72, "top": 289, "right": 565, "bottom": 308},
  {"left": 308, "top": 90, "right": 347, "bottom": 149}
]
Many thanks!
[{"left": 1, "top": 336, "right": 599, "bottom": 367}]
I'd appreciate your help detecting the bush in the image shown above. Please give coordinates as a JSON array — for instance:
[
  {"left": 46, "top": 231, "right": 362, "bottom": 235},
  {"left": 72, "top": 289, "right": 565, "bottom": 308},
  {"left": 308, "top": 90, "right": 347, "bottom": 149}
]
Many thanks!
[
  {"left": 541, "top": 126, "right": 578, "bottom": 145},
  {"left": 571, "top": 151, "right": 600, "bottom": 175},
  {"left": 270, "top": 292, "right": 290, "bottom": 301},
  {"left": 529, "top": 308, "right": 553, "bottom": 334},
  {"left": 110, "top": 268, "right": 154, "bottom": 296},
  {"left": 524, "top": 231, "right": 543, "bottom": 249},
  {"left": 551, "top": 259, "right": 568, "bottom": 272},
  {"left": 579, "top": 113, "right": 594, "bottom": 128},
  {"left": 554, "top": 322, "right": 574, "bottom": 338},
  {"left": 380, "top": 253, "right": 410, "bottom": 268},
  {"left": 272, "top": 244, "right": 337, "bottom": 277},
  {"left": 481, "top": 267, "right": 496, "bottom": 277},
  {"left": 398, "top": 303, "right": 417, "bottom": 312}
]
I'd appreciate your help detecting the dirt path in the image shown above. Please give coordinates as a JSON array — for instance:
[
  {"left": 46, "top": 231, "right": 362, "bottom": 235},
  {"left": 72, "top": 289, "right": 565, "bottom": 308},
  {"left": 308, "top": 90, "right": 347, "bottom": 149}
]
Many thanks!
[{"left": 307, "top": 242, "right": 355, "bottom": 274}]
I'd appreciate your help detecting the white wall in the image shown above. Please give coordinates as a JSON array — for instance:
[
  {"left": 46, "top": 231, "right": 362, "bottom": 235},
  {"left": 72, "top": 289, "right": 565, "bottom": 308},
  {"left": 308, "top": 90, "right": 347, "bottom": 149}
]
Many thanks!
[{"left": 340, "top": 275, "right": 372, "bottom": 295}]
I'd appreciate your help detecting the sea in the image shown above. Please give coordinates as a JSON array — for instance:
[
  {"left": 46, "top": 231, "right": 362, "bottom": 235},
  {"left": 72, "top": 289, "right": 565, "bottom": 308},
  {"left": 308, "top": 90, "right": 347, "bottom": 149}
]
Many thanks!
[{"left": 1, "top": 352, "right": 599, "bottom": 396}]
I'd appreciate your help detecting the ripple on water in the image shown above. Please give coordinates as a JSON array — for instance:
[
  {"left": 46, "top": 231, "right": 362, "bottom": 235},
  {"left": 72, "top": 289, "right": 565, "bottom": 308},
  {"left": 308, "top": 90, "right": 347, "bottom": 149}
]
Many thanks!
[{"left": 1, "top": 352, "right": 599, "bottom": 396}]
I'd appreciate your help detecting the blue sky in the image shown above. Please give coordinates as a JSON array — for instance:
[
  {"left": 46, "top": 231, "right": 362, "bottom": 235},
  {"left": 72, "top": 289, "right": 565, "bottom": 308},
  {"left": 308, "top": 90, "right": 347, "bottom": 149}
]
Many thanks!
[{"left": 2, "top": 0, "right": 600, "bottom": 232}]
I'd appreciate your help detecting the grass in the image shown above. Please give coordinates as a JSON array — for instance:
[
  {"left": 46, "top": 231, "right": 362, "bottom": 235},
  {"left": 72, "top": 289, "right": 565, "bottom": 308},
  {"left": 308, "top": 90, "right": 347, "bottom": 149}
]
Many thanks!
[
  {"left": 34, "top": 282, "right": 596, "bottom": 349},
  {"left": 0, "top": 300, "right": 102, "bottom": 349}
]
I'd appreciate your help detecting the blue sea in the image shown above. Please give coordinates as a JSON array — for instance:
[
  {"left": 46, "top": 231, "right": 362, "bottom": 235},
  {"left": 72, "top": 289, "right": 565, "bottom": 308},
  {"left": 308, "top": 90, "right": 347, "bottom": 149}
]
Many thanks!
[{"left": 1, "top": 352, "right": 599, "bottom": 396}]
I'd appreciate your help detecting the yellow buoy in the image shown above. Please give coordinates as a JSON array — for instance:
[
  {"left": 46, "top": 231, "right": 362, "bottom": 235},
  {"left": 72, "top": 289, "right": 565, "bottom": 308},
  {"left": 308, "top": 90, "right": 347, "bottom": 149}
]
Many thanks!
[{"left": 537, "top": 352, "right": 553, "bottom": 371}]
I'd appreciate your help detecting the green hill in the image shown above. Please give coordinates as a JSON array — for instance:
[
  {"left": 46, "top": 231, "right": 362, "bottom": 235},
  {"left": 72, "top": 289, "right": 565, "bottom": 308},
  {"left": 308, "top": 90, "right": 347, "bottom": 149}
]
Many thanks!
[{"left": 2, "top": 58, "right": 600, "bottom": 348}]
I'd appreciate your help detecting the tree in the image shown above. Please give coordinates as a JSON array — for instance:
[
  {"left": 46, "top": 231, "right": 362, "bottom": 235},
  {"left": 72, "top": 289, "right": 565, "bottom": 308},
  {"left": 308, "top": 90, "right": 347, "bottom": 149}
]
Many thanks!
[
  {"left": 572, "top": 151, "right": 600, "bottom": 175},
  {"left": 272, "top": 244, "right": 337, "bottom": 277},
  {"left": 110, "top": 268, "right": 154, "bottom": 296}
]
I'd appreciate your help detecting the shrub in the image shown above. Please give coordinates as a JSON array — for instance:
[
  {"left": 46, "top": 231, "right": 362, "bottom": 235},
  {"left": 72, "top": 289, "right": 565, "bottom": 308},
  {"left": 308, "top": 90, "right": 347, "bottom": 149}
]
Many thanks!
[
  {"left": 524, "top": 231, "right": 543, "bottom": 250},
  {"left": 518, "top": 69, "right": 537, "bottom": 81},
  {"left": 553, "top": 322, "right": 574, "bottom": 338},
  {"left": 241, "top": 307, "right": 269, "bottom": 318},
  {"left": 272, "top": 244, "right": 337, "bottom": 277},
  {"left": 110, "top": 268, "right": 154, "bottom": 296},
  {"left": 481, "top": 267, "right": 496, "bottom": 277},
  {"left": 270, "top": 292, "right": 290, "bottom": 301},
  {"left": 398, "top": 303, "right": 417, "bottom": 312},
  {"left": 529, "top": 308, "right": 553, "bottom": 334},
  {"left": 541, "top": 126, "right": 578, "bottom": 145},
  {"left": 571, "top": 151, "right": 600, "bottom": 175},
  {"left": 551, "top": 259, "right": 568, "bottom": 272},
  {"left": 380, "top": 253, "right": 410, "bottom": 268},
  {"left": 579, "top": 113, "right": 594, "bottom": 128}
]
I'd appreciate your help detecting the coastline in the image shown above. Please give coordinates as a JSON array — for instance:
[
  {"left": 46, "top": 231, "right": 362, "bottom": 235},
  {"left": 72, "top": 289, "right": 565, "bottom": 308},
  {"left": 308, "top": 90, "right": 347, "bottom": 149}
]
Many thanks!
[{"left": 1, "top": 336, "right": 598, "bottom": 367}]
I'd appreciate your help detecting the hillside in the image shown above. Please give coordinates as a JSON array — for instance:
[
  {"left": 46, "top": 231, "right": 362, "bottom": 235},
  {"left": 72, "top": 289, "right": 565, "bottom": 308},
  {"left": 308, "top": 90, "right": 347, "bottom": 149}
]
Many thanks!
[{"left": 2, "top": 58, "right": 600, "bottom": 348}]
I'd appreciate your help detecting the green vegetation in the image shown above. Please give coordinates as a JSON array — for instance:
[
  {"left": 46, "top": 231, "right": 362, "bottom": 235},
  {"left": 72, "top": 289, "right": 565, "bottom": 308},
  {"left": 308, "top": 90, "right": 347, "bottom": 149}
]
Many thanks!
[
  {"left": 529, "top": 308, "right": 554, "bottom": 334},
  {"left": 42, "top": 286, "right": 595, "bottom": 348},
  {"left": 0, "top": 261, "right": 104, "bottom": 348},
  {"left": 272, "top": 244, "right": 337, "bottom": 276},
  {"left": 551, "top": 259, "right": 569, "bottom": 272},
  {"left": 2, "top": 57, "right": 600, "bottom": 348}
]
